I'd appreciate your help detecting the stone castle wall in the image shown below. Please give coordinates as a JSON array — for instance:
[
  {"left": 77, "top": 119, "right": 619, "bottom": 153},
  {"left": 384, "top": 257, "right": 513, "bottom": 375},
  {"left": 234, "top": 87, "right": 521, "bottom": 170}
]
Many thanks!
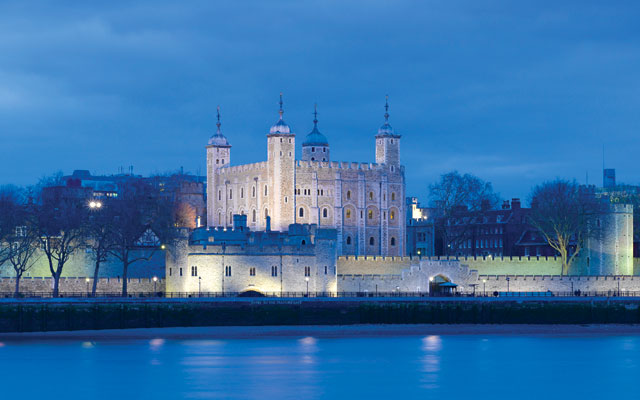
[{"left": 0, "top": 277, "right": 165, "bottom": 295}]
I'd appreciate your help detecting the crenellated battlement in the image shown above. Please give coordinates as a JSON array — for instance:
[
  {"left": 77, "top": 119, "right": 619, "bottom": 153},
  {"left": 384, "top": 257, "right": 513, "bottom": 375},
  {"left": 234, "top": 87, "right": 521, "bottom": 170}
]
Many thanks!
[
  {"left": 338, "top": 255, "right": 561, "bottom": 263},
  {"left": 218, "top": 161, "right": 268, "bottom": 175},
  {"left": 295, "top": 160, "right": 389, "bottom": 171}
]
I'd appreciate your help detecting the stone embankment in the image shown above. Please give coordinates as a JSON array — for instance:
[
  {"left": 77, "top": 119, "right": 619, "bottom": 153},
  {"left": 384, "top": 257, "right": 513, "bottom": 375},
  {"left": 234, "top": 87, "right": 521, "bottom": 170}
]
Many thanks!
[{"left": 1, "top": 297, "right": 640, "bottom": 333}]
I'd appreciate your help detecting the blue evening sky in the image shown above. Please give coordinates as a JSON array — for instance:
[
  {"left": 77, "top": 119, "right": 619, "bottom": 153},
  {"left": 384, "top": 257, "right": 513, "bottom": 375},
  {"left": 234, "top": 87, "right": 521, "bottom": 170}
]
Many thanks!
[{"left": 1, "top": 0, "right": 639, "bottom": 202}]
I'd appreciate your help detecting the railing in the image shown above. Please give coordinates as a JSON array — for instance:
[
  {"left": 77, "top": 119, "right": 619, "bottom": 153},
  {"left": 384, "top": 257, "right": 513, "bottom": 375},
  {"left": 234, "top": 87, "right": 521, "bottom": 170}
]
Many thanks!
[{"left": 2, "top": 290, "right": 640, "bottom": 299}]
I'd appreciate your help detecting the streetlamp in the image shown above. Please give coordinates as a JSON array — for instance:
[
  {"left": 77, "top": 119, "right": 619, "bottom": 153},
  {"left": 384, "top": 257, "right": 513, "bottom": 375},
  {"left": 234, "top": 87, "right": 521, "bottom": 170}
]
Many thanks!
[
  {"left": 305, "top": 277, "right": 309, "bottom": 297},
  {"left": 153, "top": 276, "right": 158, "bottom": 293},
  {"left": 617, "top": 277, "right": 621, "bottom": 296},
  {"left": 88, "top": 201, "right": 102, "bottom": 209},
  {"left": 198, "top": 276, "right": 202, "bottom": 297},
  {"left": 506, "top": 276, "right": 510, "bottom": 293},
  {"left": 85, "top": 277, "right": 90, "bottom": 295},
  {"left": 482, "top": 279, "right": 487, "bottom": 296}
]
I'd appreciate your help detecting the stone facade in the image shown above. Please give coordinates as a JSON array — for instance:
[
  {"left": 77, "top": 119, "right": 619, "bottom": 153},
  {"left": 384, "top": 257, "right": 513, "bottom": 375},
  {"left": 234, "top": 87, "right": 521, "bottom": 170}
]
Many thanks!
[
  {"left": 166, "top": 217, "right": 338, "bottom": 295},
  {"left": 206, "top": 98, "right": 406, "bottom": 257}
]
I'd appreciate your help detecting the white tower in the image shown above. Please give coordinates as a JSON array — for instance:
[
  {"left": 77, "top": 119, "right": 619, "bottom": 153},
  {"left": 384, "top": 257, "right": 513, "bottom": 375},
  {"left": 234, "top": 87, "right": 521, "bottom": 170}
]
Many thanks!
[{"left": 206, "top": 106, "right": 231, "bottom": 227}]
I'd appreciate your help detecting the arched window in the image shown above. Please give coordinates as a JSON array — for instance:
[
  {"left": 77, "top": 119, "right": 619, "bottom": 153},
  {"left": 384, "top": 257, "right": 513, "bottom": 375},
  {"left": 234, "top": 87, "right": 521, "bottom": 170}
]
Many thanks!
[
  {"left": 390, "top": 211, "right": 395, "bottom": 220},
  {"left": 218, "top": 212, "right": 221, "bottom": 223},
  {"left": 323, "top": 208, "right": 328, "bottom": 218},
  {"left": 368, "top": 209, "right": 373, "bottom": 219},
  {"left": 229, "top": 212, "right": 233, "bottom": 224},
  {"left": 346, "top": 236, "right": 352, "bottom": 245},
  {"left": 301, "top": 239, "right": 306, "bottom": 245},
  {"left": 299, "top": 207, "right": 304, "bottom": 217},
  {"left": 346, "top": 190, "right": 351, "bottom": 200},
  {"left": 346, "top": 209, "right": 351, "bottom": 219},
  {"left": 369, "top": 237, "right": 375, "bottom": 246},
  {"left": 369, "top": 192, "right": 374, "bottom": 201},
  {"left": 390, "top": 237, "right": 396, "bottom": 246},
  {"left": 264, "top": 208, "right": 269, "bottom": 219},
  {"left": 252, "top": 209, "right": 256, "bottom": 222},
  {"left": 391, "top": 192, "right": 396, "bottom": 201}
]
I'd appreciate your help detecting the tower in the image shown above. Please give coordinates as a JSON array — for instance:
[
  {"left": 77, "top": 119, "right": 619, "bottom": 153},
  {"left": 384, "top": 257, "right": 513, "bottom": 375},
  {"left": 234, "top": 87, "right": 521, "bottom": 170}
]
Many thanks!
[
  {"left": 375, "top": 95, "right": 401, "bottom": 166},
  {"left": 267, "top": 94, "right": 296, "bottom": 231},
  {"left": 206, "top": 106, "right": 231, "bottom": 227},
  {"left": 302, "top": 104, "right": 330, "bottom": 162}
]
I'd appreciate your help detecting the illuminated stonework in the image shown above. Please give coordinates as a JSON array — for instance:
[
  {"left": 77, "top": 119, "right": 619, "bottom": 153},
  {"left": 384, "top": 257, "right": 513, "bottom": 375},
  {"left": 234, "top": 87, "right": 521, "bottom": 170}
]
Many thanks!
[{"left": 206, "top": 97, "right": 406, "bottom": 257}]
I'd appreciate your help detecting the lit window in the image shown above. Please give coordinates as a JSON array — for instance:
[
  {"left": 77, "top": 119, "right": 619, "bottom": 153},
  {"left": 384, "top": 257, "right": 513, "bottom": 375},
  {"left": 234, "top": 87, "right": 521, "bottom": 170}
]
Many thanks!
[
  {"left": 346, "top": 209, "right": 351, "bottom": 218},
  {"left": 390, "top": 211, "right": 395, "bottom": 220},
  {"left": 368, "top": 210, "right": 373, "bottom": 219}
]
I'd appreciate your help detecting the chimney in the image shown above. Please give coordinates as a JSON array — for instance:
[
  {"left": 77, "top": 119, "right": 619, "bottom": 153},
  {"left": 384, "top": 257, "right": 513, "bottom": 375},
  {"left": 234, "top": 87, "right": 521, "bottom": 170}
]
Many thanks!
[
  {"left": 511, "top": 198, "right": 521, "bottom": 210},
  {"left": 502, "top": 200, "right": 510, "bottom": 210}
]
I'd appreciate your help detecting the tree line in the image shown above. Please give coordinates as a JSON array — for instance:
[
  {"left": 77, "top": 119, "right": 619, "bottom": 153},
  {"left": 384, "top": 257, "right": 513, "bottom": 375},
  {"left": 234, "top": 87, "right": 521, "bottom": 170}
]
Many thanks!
[
  {"left": 428, "top": 171, "right": 608, "bottom": 275},
  {"left": 0, "top": 179, "right": 177, "bottom": 297}
]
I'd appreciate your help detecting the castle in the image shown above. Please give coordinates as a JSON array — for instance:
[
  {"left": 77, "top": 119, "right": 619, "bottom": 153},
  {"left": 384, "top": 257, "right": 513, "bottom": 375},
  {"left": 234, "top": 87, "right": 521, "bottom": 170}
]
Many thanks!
[{"left": 206, "top": 95, "right": 406, "bottom": 257}]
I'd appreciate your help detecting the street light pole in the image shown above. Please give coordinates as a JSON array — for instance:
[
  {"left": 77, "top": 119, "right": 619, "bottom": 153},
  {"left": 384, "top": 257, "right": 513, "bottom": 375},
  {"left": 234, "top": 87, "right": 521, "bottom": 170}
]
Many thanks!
[
  {"left": 305, "top": 277, "right": 309, "bottom": 297},
  {"left": 85, "top": 278, "right": 90, "bottom": 295},
  {"left": 506, "top": 276, "right": 510, "bottom": 293},
  {"left": 482, "top": 279, "right": 487, "bottom": 297},
  {"left": 153, "top": 276, "right": 158, "bottom": 293},
  {"left": 199, "top": 277, "right": 202, "bottom": 297}
]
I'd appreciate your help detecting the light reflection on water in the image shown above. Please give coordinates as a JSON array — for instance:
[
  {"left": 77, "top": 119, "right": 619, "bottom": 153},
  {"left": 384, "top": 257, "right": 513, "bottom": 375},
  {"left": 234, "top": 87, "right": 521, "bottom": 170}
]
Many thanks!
[{"left": 0, "top": 331, "right": 639, "bottom": 399}]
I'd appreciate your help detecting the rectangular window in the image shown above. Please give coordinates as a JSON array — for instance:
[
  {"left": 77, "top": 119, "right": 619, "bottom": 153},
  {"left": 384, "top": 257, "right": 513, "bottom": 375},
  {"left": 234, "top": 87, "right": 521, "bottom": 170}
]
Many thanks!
[
  {"left": 304, "top": 266, "right": 311, "bottom": 277},
  {"left": 191, "top": 266, "right": 198, "bottom": 276},
  {"left": 179, "top": 268, "right": 183, "bottom": 277},
  {"left": 169, "top": 268, "right": 172, "bottom": 277},
  {"left": 271, "top": 266, "right": 278, "bottom": 277},
  {"left": 249, "top": 267, "right": 256, "bottom": 276},
  {"left": 324, "top": 266, "right": 327, "bottom": 275},
  {"left": 225, "top": 266, "right": 232, "bottom": 277}
]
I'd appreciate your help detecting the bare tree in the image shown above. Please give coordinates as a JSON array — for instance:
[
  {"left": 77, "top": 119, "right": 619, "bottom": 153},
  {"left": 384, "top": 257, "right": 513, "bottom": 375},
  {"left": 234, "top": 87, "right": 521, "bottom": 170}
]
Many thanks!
[
  {"left": 529, "top": 179, "right": 596, "bottom": 275},
  {"left": 5, "top": 225, "right": 40, "bottom": 297},
  {"left": 429, "top": 171, "right": 500, "bottom": 255},
  {"left": 84, "top": 201, "right": 115, "bottom": 296},
  {"left": 33, "top": 199, "right": 86, "bottom": 297},
  {"left": 108, "top": 180, "right": 175, "bottom": 296}
]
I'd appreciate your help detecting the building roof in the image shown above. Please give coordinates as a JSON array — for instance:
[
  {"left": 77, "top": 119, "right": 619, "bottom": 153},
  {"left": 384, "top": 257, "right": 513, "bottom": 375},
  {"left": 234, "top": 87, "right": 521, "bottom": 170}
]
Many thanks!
[
  {"left": 208, "top": 106, "right": 230, "bottom": 147},
  {"left": 303, "top": 106, "right": 328, "bottom": 146}
]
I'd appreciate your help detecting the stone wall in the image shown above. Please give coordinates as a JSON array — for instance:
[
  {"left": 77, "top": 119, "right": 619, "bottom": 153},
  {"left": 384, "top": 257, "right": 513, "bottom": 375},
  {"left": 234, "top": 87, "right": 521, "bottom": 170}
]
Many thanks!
[{"left": 0, "top": 277, "right": 165, "bottom": 295}]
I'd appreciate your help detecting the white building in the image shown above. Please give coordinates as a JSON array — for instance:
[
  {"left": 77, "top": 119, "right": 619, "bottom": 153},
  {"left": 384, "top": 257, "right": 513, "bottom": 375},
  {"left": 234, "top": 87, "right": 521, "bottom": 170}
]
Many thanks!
[{"left": 206, "top": 95, "right": 406, "bottom": 257}]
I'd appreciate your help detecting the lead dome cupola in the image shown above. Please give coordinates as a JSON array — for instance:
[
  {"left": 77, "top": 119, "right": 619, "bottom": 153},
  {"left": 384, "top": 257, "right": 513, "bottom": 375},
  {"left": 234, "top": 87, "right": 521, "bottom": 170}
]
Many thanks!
[
  {"left": 377, "top": 95, "right": 395, "bottom": 136},
  {"left": 269, "top": 93, "right": 292, "bottom": 135},
  {"left": 208, "top": 106, "right": 230, "bottom": 146},
  {"left": 302, "top": 105, "right": 328, "bottom": 146}
]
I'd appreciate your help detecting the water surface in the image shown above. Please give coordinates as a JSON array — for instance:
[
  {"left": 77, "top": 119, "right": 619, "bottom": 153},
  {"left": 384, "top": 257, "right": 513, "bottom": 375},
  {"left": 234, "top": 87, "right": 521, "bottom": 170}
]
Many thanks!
[{"left": 1, "top": 326, "right": 638, "bottom": 399}]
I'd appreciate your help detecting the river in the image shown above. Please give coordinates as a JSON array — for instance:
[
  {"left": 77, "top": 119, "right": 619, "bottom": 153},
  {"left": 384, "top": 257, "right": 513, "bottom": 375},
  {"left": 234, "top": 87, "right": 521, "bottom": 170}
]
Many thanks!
[{"left": 0, "top": 325, "right": 638, "bottom": 399}]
